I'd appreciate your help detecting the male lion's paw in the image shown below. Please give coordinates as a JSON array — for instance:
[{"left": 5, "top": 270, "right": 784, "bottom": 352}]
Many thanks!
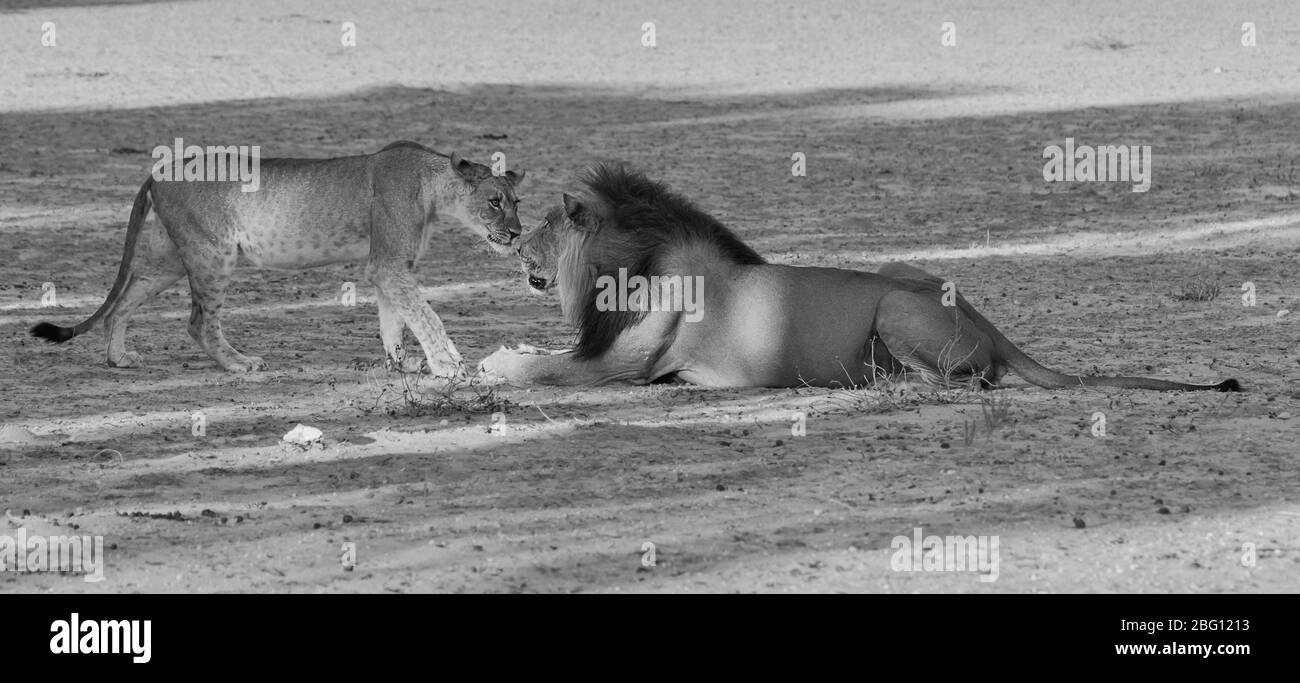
[
  {"left": 475, "top": 346, "right": 530, "bottom": 385},
  {"left": 511, "top": 344, "right": 564, "bottom": 356}
]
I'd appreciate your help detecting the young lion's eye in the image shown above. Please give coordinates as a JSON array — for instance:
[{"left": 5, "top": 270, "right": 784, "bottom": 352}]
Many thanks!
[{"left": 489, "top": 197, "right": 502, "bottom": 209}]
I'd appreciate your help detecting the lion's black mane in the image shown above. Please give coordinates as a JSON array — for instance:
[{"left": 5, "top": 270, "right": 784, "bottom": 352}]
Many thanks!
[{"left": 573, "top": 163, "right": 766, "bottom": 359}]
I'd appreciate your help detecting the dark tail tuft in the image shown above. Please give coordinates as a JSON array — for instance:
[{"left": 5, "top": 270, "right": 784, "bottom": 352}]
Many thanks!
[
  {"left": 1214, "top": 378, "right": 1242, "bottom": 392},
  {"left": 30, "top": 322, "right": 75, "bottom": 343}
]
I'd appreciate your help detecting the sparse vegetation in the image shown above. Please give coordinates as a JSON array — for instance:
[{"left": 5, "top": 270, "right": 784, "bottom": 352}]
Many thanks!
[
  {"left": 979, "top": 392, "right": 1013, "bottom": 436},
  {"left": 1171, "top": 280, "right": 1221, "bottom": 302},
  {"left": 1271, "top": 158, "right": 1297, "bottom": 185},
  {"left": 362, "top": 369, "right": 515, "bottom": 418},
  {"left": 1191, "top": 163, "right": 1229, "bottom": 179},
  {"left": 953, "top": 391, "right": 1014, "bottom": 447},
  {"left": 1080, "top": 37, "right": 1133, "bottom": 51},
  {"left": 962, "top": 418, "right": 978, "bottom": 448}
]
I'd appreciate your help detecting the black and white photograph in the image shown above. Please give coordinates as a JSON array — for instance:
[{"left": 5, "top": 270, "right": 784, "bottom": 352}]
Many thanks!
[{"left": 0, "top": 0, "right": 1295, "bottom": 659}]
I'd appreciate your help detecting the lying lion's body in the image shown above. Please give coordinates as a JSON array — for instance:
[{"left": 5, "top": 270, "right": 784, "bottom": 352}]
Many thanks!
[
  {"left": 33, "top": 141, "right": 523, "bottom": 379},
  {"left": 481, "top": 164, "right": 1239, "bottom": 392}
]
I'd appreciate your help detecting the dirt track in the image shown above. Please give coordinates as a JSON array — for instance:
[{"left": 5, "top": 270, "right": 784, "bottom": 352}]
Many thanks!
[{"left": 1, "top": 1, "right": 1297, "bottom": 592}]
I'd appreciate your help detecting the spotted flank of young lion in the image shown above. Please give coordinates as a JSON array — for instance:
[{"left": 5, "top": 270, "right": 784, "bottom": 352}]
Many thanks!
[
  {"left": 31, "top": 141, "right": 525, "bottom": 383},
  {"left": 480, "top": 163, "right": 1240, "bottom": 392}
]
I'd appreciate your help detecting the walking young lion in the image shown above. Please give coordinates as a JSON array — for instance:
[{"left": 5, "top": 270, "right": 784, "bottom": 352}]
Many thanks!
[
  {"left": 31, "top": 141, "right": 524, "bottom": 382},
  {"left": 479, "top": 163, "right": 1239, "bottom": 392}
]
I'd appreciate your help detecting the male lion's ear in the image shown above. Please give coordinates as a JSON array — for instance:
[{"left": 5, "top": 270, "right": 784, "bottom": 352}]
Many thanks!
[
  {"left": 562, "top": 193, "right": 597, "bottom": 230},
  {"left": 449, "top": 152, "right": 490, "bottom": 182},
  {"left": 562, "top": 192, "right": 581, "bottom": 216},
  {"left": 505, "top": 169, "right": 525, "bottom": 186}
]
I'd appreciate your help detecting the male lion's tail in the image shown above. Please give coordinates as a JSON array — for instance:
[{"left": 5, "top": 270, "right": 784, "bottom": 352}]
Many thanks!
[
  {"left": 878, "top": 261, "right": 1241, "bottom": 392},
  {"left": 991, "top": 330, "right": 1240, "bottom": 392},
  {"left": 30, "top": 177, "right": 154, "bottom": 344}
]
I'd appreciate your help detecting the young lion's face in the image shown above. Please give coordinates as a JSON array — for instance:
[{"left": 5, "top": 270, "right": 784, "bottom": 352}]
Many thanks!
[
  {"left": 515, "top": 206, "right": 566, "bottom": 294},
  {"left": 450, "top": 155, "right": 525, "bottom": 254}
]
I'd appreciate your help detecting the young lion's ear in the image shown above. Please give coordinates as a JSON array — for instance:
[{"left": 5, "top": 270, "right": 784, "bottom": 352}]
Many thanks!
[
  {"left": 562, "top": 193, "right": 598, "bottom": 231},
  {"left": 505, "top": 169, "right": 525, "bottom": 186},
  {"left": 449, "top": 152, "right": 490, "bottom": 182}
]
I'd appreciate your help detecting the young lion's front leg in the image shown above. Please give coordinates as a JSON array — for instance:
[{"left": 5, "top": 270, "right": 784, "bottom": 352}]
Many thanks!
[
  {"left": 369, "top": 263, "right": 466, "bottom": 385},
  {"left": 375, "top": 286, "right": 426, "bottom": 373}
]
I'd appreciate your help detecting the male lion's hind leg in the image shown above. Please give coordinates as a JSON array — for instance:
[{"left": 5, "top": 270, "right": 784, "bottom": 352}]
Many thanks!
[
  {"left": 375, "top": 287, "right": 425, "bottom": 374},
  {"left": 857, "top": 336, "right": 926, "bottom": 390},
  {"left": 184, "top": 260, "right": 266, "bottom": 372},
  {"left": 369, "top": 265, "right": 465, "bottom": 386},
  {"left": 874, "top": 290, "right": 1002, "bottom": 390}
]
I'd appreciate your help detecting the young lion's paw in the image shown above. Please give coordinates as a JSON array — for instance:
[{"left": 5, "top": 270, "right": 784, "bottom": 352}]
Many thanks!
[
  {"left": 223, "top": 355, "right": 267, "bottom": 372},
  {"left": 107, "top": 351, "right": 145, "bottom": 368},
  {"left": 427, "top": 359, "right": 469, "bottom": 389},
  {"left": 385, "top": 355, "right": 428, "bottom": 374}
]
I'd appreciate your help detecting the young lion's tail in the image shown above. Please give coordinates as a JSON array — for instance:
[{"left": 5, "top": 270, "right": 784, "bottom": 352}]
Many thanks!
[{"left": 30, "top": 177, "right": 154, "bottom": 344}]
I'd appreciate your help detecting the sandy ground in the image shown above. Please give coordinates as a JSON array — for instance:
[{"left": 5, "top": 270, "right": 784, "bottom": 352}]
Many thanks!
[{"left": 0, "top": 0, "right": 1297, "bottom": 593}]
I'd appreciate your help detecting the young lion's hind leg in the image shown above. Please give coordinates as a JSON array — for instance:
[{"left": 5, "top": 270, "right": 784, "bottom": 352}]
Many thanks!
[
  {"left": 105, "top": 272, "right": 184, "bottom": 367},
  {"left": 104, "top": 214, "right": 187, "bottom": 367},
  {"left": 184, "top": 253, "right": 266, "bottom": 372}
]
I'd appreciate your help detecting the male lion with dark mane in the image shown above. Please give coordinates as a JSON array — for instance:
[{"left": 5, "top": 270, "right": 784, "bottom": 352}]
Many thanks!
[
  {"left": 31, "top": 141, "right": 524, "bottom": 382},
  {"left": 478, "top": 163, "right": 1239, "bottom": 392}
]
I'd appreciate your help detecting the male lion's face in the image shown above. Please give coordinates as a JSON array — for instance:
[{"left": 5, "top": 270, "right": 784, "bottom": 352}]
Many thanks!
[
  {"left": 515, "top": 206, "right": 566, "bottom": 295},
  {"left": 450, "top": 154, "right": 525, "bottom": 255}
]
